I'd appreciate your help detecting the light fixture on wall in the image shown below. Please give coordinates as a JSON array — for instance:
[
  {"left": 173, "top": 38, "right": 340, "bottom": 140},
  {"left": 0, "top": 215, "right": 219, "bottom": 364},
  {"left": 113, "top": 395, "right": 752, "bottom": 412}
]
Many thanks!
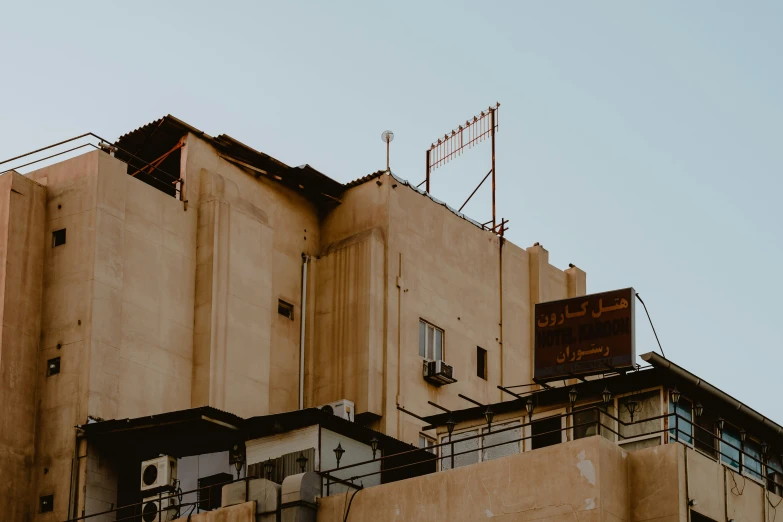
[
  {"left": 334, "top": 443, "right": 345, "bottom": 468},
  {"left": 264, "top": 458, "right": 274, "bottom": 480},
  {"left": 740, "top": 428, "right": 747, "bottom": 443},
  {"left": 671, "top": 387, "right": 681, "bottom": 405},
  {"left": 525, "top": 398, "right": 535, "bottom": 419},
  {"left": 762, "top": 441, "right": 770, "bottom": 458},
  {"left": 716, "top": 417, "right": 725, "bottom": 434},
  {"left": 602, "top": 387, "right": 612, "bottom": 405},
  {"left": 297, "top": 453, "right": 308, "bottom": 472},
  {"left": 484, "top": 407, "right": 495, "bottom": 432},
  {"left": 445, "top": 416, "right": 456, "bottom": 439},
  {"left": 625, "top": 398, "right": 639, "bottom": 422},
  {"left": 370, "top": 437, "right": 380, "bottom": 460},
  {"left": 568, "top": 388, "right": 578, "bottom": 408},
  {"left": 694, "top": 403, "right": 704, "bottom": 418}
]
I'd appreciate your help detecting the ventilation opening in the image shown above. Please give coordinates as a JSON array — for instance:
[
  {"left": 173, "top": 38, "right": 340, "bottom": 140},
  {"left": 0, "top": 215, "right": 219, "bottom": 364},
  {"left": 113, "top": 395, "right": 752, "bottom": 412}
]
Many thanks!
[
  {"left": 278, "top": 299, "right": 294, "bottom": 320},
  {"left": 477, "top": 347, "right": 487, "bottom": 380},
  {"left": 52, "top": 228, "right": 66, "bottom": 247},
  {"left": 47, "top": 357, "right": 60, "bottom": 377},
  {"left": 39, "top": 495, "right": 53, "bottom": 513}
]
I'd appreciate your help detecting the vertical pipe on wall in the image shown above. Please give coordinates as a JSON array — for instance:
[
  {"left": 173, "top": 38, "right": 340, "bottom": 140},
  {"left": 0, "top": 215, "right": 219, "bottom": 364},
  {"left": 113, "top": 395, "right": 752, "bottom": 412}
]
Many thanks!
[{"left": 299, "top": 254, "right": 310, "bottom": 410}]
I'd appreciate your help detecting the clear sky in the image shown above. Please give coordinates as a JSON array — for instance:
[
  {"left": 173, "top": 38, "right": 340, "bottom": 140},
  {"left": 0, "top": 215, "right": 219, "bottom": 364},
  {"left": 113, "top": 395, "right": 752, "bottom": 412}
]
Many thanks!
[{"left": 1, "top": 1, "right": 781, "bottom": 421}]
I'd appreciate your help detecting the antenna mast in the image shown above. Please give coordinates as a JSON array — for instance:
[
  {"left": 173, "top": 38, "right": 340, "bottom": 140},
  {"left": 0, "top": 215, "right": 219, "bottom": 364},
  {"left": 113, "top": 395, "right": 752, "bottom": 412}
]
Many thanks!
[
  {"left": 422, "top": 103, "right": 502, "bottom": 232},
  {"left": 381, "top": 130, "right": 394, "bottom": 171}
]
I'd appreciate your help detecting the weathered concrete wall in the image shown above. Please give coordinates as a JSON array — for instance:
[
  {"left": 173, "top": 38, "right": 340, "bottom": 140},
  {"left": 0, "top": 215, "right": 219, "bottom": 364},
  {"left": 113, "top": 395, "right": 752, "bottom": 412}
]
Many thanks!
[
  {"left": 185, "top": 136, "right": 320, "bottom": 417},
  {"left": 0, "top": 171, "right": 46, "bottom": 522},
  {"left": 24, "top": 151, "right": 196, "bottom": 521},
  {"left": 317, "top": 436, "right": 627, "bottom": 522},
  {"left": 173, "top": 500, "right": 256, "bottom": 522}
]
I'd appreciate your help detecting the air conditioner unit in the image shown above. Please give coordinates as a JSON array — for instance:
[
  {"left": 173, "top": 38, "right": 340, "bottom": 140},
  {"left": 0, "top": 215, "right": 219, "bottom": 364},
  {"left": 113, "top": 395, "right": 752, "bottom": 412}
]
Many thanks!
[
  {"left": 140, "top": 456, "right": 177, "bottom": 493},
  {"left": 318, "top": 399, "right": 355, "bottom": 422},
  {"left": 423, "top": 360, "right": 457, "bottom": 386},
  {"left": 141, "top": 494, "right": 178, "bottom": 522}
]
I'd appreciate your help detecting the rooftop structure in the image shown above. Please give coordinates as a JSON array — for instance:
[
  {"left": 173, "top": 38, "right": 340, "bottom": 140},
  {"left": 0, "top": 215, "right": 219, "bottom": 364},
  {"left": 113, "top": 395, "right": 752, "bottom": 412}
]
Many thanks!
[{"left": 0, "top": 115, "right": 778, "bottom": 522}]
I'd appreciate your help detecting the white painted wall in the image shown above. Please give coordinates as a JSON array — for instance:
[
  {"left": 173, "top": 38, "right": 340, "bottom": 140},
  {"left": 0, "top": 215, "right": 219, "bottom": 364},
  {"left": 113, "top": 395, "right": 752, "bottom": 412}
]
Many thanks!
[
  {"left": 246, "top": 426, "right": 320, "bottom": 467},
  {"left": 320, "top": 429, "right": 380, "bottom": 493}
]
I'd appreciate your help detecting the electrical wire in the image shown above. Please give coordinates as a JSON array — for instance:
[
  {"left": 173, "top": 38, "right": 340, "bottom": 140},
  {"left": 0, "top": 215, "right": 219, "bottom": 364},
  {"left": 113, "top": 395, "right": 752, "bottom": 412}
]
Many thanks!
[
  {"left": 635, "top": 292, "right": 666, "bottom": 358},
  {"left": 342, "top": 487, "right": 362, "bottom": 522}
]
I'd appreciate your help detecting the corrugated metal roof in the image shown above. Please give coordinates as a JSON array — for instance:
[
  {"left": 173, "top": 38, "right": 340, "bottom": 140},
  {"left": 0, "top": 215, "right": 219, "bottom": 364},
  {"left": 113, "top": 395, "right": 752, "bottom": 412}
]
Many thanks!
[{"left": 115, "top": 115, "right": 345, "bottom": 205}]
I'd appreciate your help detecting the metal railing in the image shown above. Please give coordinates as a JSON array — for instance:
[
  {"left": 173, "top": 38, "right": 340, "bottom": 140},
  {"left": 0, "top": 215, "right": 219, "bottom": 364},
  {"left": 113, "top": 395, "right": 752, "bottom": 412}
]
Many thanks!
[
  {"left": 318, "top": 406, "right": 783, "bottom": 495},
  {"left": 64, "top": 475, "right": 245, "bottom": 522},
  {"left": 0, "top": 133, "right": 184, "bottom": 200},
  {"left": 62, "top": 406, "right": 782, "bottom": 520}
]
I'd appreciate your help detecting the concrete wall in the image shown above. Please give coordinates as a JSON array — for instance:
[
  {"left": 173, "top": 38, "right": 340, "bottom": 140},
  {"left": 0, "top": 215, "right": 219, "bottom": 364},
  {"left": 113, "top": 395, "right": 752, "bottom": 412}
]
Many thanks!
[
  {"left": 173, "top": 500, "right": 256, "bottom": 522},
  {"left": 317, "top": 436, "right": 626, "bottom": 522},
  {"left": 0, "top": 171, "right": 46, "bottom": 522},
  {"left": 185, "top": 136, "right": 320, "bottom": 417},
  {"left": 22, "top": 151, "right": 196, "bottom": 521}
]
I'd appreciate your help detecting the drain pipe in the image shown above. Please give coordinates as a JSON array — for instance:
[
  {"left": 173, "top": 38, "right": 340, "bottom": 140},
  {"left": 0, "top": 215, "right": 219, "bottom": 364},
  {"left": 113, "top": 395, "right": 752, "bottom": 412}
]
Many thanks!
[{"left": 299, "top": 254, "right": 310, "bottom": 410}]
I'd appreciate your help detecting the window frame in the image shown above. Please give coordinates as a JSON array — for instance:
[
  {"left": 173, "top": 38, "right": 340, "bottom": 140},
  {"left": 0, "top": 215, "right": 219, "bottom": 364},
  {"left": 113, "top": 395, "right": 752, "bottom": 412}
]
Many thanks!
[
  {"left": 527, "top": 408, "right": 567, "bottom": 451},
  {"left": 571, "top": 402, "right": 615, "bottom": 442},
  {"left": 476, "top": 346, "right": 487, "bottom": 380},
  {"left": 613, "top": 387, "right": 664, "bottom": 450},
  {"left": 668, "top": 395, "right": 694, "bottom": 447},
  {"left": 418, "top": 319, "right": 444, "bottom": 362},
  {"left": 418, "top": 434, "right": 437, "bottom": 455},
  {"left": 438, "top": 418, "right": 525, "bottom": 471}
]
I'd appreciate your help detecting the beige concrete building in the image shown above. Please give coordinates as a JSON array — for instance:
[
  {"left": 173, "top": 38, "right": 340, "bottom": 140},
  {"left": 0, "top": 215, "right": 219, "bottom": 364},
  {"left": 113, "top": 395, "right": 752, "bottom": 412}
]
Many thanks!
[
  {"left": 1, "top": 115, "right": 779, "bottom": 522},
  {"left": 0, "top": 115, "right": 581, "bottom": 521}
]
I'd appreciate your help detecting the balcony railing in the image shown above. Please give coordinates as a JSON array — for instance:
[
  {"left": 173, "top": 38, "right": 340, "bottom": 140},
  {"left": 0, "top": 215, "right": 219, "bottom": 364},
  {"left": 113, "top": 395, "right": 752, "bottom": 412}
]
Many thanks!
[{"left": 319, "top": 406, "right": 783, "bottom": 495}]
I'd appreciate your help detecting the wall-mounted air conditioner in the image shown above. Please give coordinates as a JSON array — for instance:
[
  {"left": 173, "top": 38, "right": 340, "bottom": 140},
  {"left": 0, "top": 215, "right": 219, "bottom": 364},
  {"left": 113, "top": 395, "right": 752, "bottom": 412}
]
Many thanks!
[
  {"left": 140, "top": 455, "right": 177, "bottom": 493},
  {"left": 141, "top": 495, "right": 178, "bottom": 522},
  {"left": 423, "top": 360, "right": 457, "bottom": 386},
  {"left": 318, "top": 399, "right": 355, "bottom": 422}
]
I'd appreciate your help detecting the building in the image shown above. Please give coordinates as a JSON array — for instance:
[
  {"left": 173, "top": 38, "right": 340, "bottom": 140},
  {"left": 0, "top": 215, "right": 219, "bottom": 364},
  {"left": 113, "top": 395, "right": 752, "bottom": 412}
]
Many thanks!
[
  {"left": 1, "top": 115, "right": 779, "bottom": 522},
  {"left": 0, "top": 115, "right": 583, "bottom": 522}
]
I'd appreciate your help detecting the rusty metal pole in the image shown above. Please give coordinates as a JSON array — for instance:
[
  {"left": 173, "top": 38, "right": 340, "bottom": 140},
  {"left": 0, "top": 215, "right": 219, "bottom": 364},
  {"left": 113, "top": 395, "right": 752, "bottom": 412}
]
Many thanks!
[
  {"left": 490, "top": 108, "right": 496, "bottom": 230},
  {"left": 426, "top": 149, "right": 431, "bottom": 193}
]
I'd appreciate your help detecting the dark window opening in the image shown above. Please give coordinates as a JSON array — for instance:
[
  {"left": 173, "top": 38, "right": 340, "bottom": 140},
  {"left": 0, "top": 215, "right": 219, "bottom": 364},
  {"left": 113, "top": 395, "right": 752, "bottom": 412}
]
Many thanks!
[
  {"left": 278, "top": 300, "right": 294, "bottom": 320},
  {"left": 39, "top": 495, "right": 54, "bottom": 513},
  {"left": 198, "top": 473, "right": 233, "bottom": 512},
  {"left": 531, "top": 416, "right": 562, "bottom": 450},
  {"left": 52, "top": 228, "right": 66, "bottom": 247},
  {"left": 476, "top": 347, "right": 487, "bottom": 380},
  {"left": 694, "top": 409, "right": 718, "bottom": 458},
  {"left": 47, "top": 357, "right": 60, "bottom": 376},
  {"left": 691, "top": 511, "right": 718, "bottom": 522}
]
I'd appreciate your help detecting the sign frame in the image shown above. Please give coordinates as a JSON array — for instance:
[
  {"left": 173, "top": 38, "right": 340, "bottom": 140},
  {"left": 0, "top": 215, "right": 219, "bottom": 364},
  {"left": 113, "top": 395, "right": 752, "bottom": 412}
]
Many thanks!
[{"left": 533, "top": 287, "right": 636, "bottom": 382}]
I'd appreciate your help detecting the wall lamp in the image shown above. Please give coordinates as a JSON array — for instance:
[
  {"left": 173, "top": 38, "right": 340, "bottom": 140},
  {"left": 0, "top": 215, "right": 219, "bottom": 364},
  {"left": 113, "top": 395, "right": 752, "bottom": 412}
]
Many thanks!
[
  {"left": 370, "top": 437, "right": 380, "bottom": 459},
  {"left": 694, "top": 403, "right": 704, "bottom": 418},
  {"left": 484, "top": 407, "right": 495, "bottom": 432},
  {"left": 297, "top": 453, "right": 308, "bottom": 472},
  {"left": 525, "top": 398, "right": 535, "bottom": 419},
  {"left": 568, "top": 388, "right": 578, "bottom": 408},
  {"left": 602, "top": 387, "right": 612, "bottom": 405},
  {"left": 671, "top": 387, "right": 681, "bottom": 405},
  {"left": 445, "top": 416, "right": 457, "bottom": 438},
  {"left": 263, "top": 458, "right": 274, "bottom": 480},
  {"left": 334, "top": 443, "right": 345, "bottom": 468}
]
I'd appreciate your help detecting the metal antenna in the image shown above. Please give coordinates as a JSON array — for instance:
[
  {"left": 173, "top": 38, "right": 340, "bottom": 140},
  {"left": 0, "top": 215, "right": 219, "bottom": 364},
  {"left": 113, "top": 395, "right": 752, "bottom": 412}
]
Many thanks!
[{"left": 381, "top": 130, "right": 394, "bottom": 171}]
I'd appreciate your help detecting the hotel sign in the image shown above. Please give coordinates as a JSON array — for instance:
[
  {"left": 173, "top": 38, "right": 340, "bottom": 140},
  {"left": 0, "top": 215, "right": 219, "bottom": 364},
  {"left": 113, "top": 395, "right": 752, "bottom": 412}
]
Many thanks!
[{"left": 534, "top": 288, "right": 635, "bottom": 381}]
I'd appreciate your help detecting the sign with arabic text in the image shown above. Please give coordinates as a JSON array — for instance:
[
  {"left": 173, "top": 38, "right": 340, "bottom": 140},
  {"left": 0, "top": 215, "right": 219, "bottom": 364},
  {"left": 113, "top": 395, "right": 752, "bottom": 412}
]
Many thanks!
[{"left": 534, "top": 288, "right": 635, "bottom": 381}]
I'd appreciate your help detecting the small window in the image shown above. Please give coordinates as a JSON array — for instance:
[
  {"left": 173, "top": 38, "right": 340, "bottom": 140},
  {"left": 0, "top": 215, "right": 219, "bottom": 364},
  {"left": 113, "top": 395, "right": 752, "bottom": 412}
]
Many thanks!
[
  {"left": 419, "top": 320, "right": 443, "bottom": 361},
  {"left": 418, "top": 434, "right": 436, "bottom": 455},
  {"left": 573, "top": 404, "right": 614, "bottom": 441},
  {"left": 482, "top": 421, "right": 521, "bottom": 461},
  {"left": 40, "top": 495, "right": 54, "bottom": 513},
  {"left": 531, "top": 416, "right": 562, "bottom": 450},
  {"left": 694, "top": 408, "right": 718, "bottom": 458},
  {"left": 277, "top": 300, "right": 294, "bottom": 320},
  {"left": 52, "top": 228, "right": 66, "bottom": 247},
  {"left": 720, "top": 424, "right": 741, "bottom": 470},
  {"left": 441, "top": 430, "right": 479, "bottom": 470},
  {"left": 47, "top": 357, "right": 60, "bottom": 377},
  {"left": 744, "top": 439, "right": 763, "bottom": 481},
  {"left": 477, "top": 347, "right": 487, "bottom": 380},
  {"left": 669, "top": 396, "right": 693, "bottom": 444}
]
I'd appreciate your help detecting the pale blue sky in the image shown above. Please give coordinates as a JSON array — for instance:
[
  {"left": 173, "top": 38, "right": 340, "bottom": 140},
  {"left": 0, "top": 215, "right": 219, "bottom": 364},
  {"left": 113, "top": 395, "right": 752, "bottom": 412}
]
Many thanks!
[{"left": 1, "top": 1, "right": 781, "bottom": 420}]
